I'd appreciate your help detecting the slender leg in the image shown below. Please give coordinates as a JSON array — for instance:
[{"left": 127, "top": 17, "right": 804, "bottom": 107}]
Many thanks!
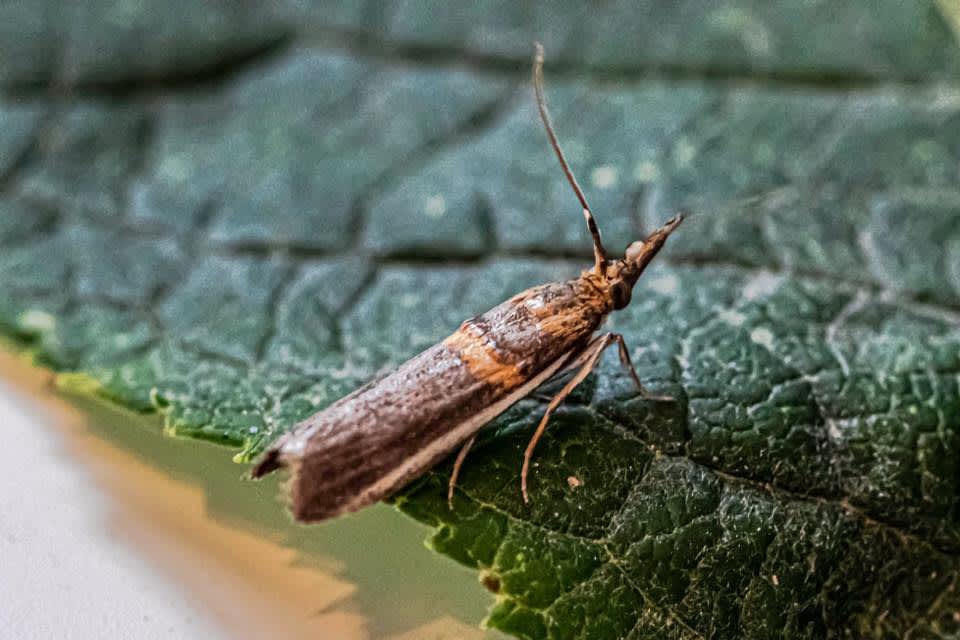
[
  {"left": 521, "top": 333, "right": 674, "bottom": 503},
  {"left": 536, "top": 333, "right": 671, "bottom": 402},
  {"left": 447, "top": 434, "right": 477, "bottom": 509},
  {"left": 521, "top": 335, "right": 612, "bottom": 503},
  {"left": 610, "top": 333, "right": 673, "bottom": 402},
  {"left": 448, "top": 344, "right": 589, "bottom": 508}
]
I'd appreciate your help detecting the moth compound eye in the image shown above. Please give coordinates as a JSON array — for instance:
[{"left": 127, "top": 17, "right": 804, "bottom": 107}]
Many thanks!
[{"left": 611, "top": 280, "right": 632, "bottom": 309}]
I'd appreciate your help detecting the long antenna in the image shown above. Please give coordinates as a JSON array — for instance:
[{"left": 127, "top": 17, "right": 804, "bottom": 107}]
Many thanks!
[{"left": 533, "top": 42, "right": 607, "bottom": 275}]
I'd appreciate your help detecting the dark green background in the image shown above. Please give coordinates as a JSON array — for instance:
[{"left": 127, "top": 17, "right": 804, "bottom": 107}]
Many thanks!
[{"left": 2, "top": 3, "right": 960, "bottom": 638}]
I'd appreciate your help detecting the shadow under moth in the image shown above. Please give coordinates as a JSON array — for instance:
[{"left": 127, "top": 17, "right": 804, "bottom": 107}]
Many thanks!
[{"left": 252, "top": 44, "right": 684, "bottom": 522}]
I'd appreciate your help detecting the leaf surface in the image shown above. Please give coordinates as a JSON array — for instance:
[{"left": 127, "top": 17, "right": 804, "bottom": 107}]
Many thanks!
[{"left": 2, "top": 3, "right": 960, "bottom": 638}]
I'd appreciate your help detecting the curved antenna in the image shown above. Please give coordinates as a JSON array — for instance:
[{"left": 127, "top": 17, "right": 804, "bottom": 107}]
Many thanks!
[{"left": 533, "top": 43, "right": 607, "bottom": 275}]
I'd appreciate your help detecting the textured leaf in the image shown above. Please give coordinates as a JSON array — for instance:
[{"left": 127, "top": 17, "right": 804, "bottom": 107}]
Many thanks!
[{"left": 2, "top": 3, "right": 960, "bottom": 638}]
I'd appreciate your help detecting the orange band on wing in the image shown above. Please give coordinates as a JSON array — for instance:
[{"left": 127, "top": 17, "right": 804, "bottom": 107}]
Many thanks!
[
  {"left": 511, "top": 281, "right": 608, "bottom": 339},
  {"left": 443, "top": 325, "right": 526, "bottom": 390}
]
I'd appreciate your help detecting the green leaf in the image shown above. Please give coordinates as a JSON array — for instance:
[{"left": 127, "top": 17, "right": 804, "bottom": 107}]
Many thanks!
[{"left": 2, "top": 3, "right": 960, "bottom": 638}]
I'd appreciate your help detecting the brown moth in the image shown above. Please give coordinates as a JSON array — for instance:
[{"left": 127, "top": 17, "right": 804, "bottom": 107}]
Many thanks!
[{"left": 252, "top": 44, "right": 684, "bottom": 522}]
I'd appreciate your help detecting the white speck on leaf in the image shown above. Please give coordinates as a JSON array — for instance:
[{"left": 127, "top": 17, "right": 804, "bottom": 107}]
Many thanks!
[
  {"left": 674, "top": 138, "right": 697, "bottom": 167},
  {"left": 754, "top": 142, "right": 775, "bottom": 165},
  {"left": 633, "top": 161, "right": 660, "bottom": 183},
  {"left": 648, "top": 273, "right": 679, "bottom": 295},
  {"left": 591, "top": 165, "right": 619, "bottom": 189},
  {"left": 19, "top": 310, "right": 55, "bottom": 333},
  {"left": 711, "top": 7, "right": 772, "bottom": 56},
  {"left": 159, "top": 154, "right": 191, "bottom": 182},
  {"left": 743, "top": 271, "right": 783, "bottom": 300},
  {"left": 424, "top": 194, "right": 447, "bottom": 218},
  {"left": 750, "top": 327, "right": 775, "bottom": 349},
  {"left": 719, "top": 309, "right": 746, "bottom": 327}
]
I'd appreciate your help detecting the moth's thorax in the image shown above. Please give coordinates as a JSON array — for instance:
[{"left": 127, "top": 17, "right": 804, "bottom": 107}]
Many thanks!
[
  {"left": 441, "top": 277, "right": 610, "bottom": 392},
  {"left": 515, "top": 274, "right": 614, "bottom": 321}
]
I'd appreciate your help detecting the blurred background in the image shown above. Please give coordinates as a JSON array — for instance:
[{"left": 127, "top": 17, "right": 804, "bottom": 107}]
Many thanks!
[{"left": 1, "top": 2, "right": 959, "bottom": 639}]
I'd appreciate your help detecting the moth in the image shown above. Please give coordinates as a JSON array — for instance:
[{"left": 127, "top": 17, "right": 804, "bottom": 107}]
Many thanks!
[{"left": 252, "top": 44, "right": 683, "bottom": 522}]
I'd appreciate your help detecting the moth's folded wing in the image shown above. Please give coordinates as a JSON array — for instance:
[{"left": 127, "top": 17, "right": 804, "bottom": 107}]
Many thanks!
[{"left": 250, "top": 344, "right": 573, "bottom": 522}]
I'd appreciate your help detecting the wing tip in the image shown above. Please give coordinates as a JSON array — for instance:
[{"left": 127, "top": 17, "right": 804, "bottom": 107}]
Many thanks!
[
  {"left": 251, "top": 449, "right": 354, "bottom": 523},
  {"left": 250, "top": 447, "right": 283, "bottom": 478}
]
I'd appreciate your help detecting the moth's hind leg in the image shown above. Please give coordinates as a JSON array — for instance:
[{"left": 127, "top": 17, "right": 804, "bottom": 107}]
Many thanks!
[
  {"left": 447, "top": 434, "right": 477, "bottom": 509},
  {"left": 521, "top": 333, "right": 672, "bottom": 504}
]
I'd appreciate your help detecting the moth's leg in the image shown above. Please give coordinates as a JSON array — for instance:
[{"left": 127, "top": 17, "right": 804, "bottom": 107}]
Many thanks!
[
  {"left": 447, "top": 434, "right": 477, "bottom": 509},
  {"left": 519, "top": 335, "right": 597, "bottom": 403},
  {"left": 521, "top": 334, "right": 611, "bottom": 504},
  {"left": 450, "top": 341, "right": 591, "bottom": 508},
  {"left": 609, "top": 333, "right": 673, "bottom": 402},
  {"left": 521, "top": 333, "right": 675, "bottom": 502},
  {"left": 534, "top": 334, "right": 671, "bottom": 403}
]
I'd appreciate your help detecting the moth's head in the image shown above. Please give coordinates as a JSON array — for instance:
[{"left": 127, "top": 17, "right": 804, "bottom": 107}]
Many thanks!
[{"left": 604, "top": 214, "right": 684, "bottom": 309}]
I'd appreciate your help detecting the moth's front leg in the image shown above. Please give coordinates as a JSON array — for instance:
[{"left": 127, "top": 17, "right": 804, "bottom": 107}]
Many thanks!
[
  {"left": 532, "top": 332, "right": 672, "bottom": 403},
  {"left": 608, "top": 333, "right": 673, "bottom": 402}
]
